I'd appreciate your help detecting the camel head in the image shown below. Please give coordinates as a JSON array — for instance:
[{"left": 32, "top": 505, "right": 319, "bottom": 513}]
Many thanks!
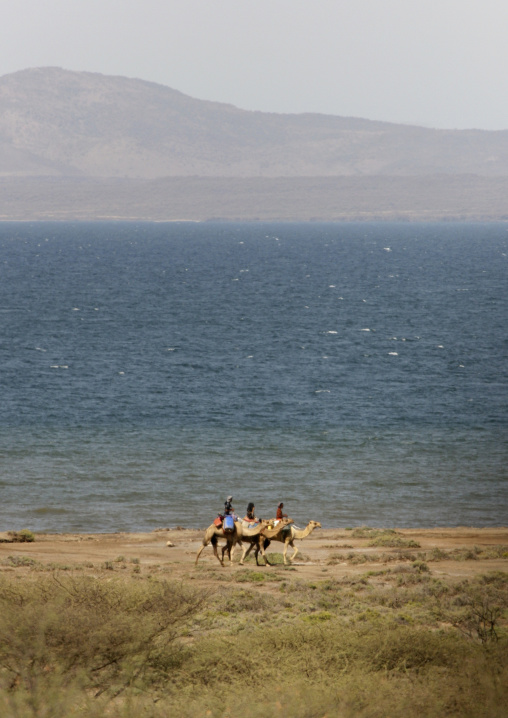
[
  {"left": 309, "top": 521, "right": 322, "bottom": 529},
  {"left": 270, "top": 517, "right": 294, "bottom": 529},
  {"left": 240, "top": 518, "right": 271, "bottom": 536}
]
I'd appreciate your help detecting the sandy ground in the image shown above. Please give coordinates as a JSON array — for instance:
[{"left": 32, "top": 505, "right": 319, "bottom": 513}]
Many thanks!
[{"left": 1, "top": 526, "right": 507, "bottom": 585}]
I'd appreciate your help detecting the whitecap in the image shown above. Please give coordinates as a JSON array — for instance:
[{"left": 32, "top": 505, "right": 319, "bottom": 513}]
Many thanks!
[
  {"left": 326, "top": 330, "right": 338, "bottom": 334},
  {"left": 437, "top": 345, "right": 444, "bottom": 349},
  {"left": 35, "top": 347, "right": 47, "bottom": 352},
  {"left": 388, "top": 352, "right": 398, "bottom": 356},
  {"left": 315, "top": 390, "right": 331, "bottom": 393},
  {"left": 383, "top": 247, "right": 392, "bottom": 252},
  {"left": 329, "top": 285, "right": 336, "bottom": 288},
  {"left": 361, "top": 328, "right": 371, "bottom": 332}
]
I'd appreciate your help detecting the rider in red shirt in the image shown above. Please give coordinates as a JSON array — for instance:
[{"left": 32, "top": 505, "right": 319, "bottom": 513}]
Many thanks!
[{"left": 276, "top": 502, "right": 288, "bottom": 520}]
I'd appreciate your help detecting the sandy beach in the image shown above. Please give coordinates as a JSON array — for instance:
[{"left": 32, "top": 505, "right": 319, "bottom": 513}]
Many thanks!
[{"left": 2, "top": 526, "right": 506, "bottom": 584}]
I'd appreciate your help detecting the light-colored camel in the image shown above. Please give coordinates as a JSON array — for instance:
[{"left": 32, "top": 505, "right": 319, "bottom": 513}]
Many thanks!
[
  {"left": 195, "top": 519, "right": 271, "bottom": 567},
  {"left": 222, "top": 517, "right": 293, "bottom": 566},
  {"left": 256, "top": 520, "right": 322, "bottom": 565}
]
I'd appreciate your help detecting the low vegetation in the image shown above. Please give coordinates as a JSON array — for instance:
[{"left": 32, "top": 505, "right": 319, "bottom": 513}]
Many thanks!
[
  {"left": 0, "top": 558, "right": 506, "bottom": 717},
  {"left": 5, "top": 530, "right": 35, "bottom": 543}
]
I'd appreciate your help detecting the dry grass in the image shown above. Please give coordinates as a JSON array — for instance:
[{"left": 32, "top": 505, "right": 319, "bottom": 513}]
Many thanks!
[{"left": 0, "top": 562, "right": 506, "bottom": 717}]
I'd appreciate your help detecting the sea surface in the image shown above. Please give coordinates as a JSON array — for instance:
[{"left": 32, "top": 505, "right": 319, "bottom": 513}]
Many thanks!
[{"left": 0, "top": 221, "right": 506, "bottom": 532}]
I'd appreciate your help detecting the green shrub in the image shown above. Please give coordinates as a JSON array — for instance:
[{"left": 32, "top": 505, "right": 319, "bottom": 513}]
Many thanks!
[
  {"left": 351, "top": 527, "right": 397, "bottom": 538},
  {"left": 369, "top": 535, "right": 421, "bottom": 548},
  {"left": 4, "top": 556, "right": 40, "bottom": 568},
  {"left": 7, "top": 529, "right": 35, "bottom": 543}
]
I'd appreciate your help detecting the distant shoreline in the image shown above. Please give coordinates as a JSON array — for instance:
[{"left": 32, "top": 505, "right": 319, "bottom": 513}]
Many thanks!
[{"left": 2, "top": 175, "right": 508, "bottom": 223}]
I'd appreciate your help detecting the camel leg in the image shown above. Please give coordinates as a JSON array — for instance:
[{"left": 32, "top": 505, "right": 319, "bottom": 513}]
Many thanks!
[
  {"left": 255, "top": 538, "right": 272, "bottom": 566},
  {"left": 221, "top": 539, "right": 236, "bottom": 565},
  {"left": 196, "top": 538, "right": 223, "bottom": 567},
  {"left": 195, "top": 542, "right": 208, "bottom": 565},
  {"left": 239, "top": 542, "right": 253, "bottom": 565},
  {"left": 223, "top": 533, "right": 240, "bottom": 563},
  {"left": 283, "top": 539, "right": 293, "bottom": 565},
  {"left": 290, "top": 542, "right": 299, "bottom": 562},
  {"left": 230, "top": 541, "right": 237, "bottom": 563},
  {"left": 211, "top": 536, "right": 224, "bottom": 566}
]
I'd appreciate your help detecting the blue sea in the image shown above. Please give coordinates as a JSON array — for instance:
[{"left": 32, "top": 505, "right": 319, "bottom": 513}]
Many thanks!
[{"left": 0, "top": 221, "right": 506, "bottom": 532}]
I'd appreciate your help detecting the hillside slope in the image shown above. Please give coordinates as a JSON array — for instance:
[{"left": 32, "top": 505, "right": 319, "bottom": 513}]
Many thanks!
[{"left": 1, "top": 67, "right": 508, "bottom": 179}]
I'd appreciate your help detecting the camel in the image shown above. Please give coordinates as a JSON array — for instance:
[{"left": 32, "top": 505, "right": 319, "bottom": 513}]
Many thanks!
[
  {"left": 221, "top": 517, "right": 293, "bottom": 566},
  {"left": 195, "top": 519, "right": 271, "bottom": 567},
  {"left": 255, "top": 520, "right": 322, "bottom": 565}
]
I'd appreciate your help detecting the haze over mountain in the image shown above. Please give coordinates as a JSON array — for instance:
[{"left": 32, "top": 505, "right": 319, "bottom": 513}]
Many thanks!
[
  {"left": 1, "top": 67, "right": 508, "bottom": 221},
  {"left": 2, "top": 67, "right": 508, "bottom": 179}
]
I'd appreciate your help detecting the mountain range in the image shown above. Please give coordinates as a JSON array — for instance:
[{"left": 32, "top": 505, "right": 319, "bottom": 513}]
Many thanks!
[{"left": 1, "top": 67, "right": 507, "bottom": 220}]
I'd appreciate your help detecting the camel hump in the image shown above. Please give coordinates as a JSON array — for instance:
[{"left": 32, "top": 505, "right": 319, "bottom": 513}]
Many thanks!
[{"left": 242, "top": 520, "right": 261, "bottom": 533}]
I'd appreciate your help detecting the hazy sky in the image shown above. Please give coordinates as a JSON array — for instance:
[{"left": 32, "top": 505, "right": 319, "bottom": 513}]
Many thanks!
[{"left": 1, "top": 0, "right": 507, "bottom": 130}]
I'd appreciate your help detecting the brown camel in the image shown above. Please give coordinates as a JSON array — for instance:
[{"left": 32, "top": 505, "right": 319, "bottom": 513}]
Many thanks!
[
  {"left": 195, "top": 519, "right": 271, "bottom": 567},
  {"left": 222, "top": 517, "right": 293, "bottom": 566},
  {"left": 256, "top": 520, "right": 322, "bottom": 565}
]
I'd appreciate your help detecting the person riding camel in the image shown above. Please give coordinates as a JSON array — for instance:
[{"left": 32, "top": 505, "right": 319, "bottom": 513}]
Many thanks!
[
  {"left": 244, "top": 502, "right": 258, "bottom": 524},
  {"left": 221, "top": 495, "right": 236, "bottom": 533},
  {"left": 276, "top": 502, "right": 288, "bottom": 520},
  {"left": 242, "top": 502, "right": 261, "bottom": 529},
  {"left": 214, "top": 495, "right": 234, "bottom": 528},
  {"left": 224, "top": 496, "right": 234, "bottom": 516}
]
